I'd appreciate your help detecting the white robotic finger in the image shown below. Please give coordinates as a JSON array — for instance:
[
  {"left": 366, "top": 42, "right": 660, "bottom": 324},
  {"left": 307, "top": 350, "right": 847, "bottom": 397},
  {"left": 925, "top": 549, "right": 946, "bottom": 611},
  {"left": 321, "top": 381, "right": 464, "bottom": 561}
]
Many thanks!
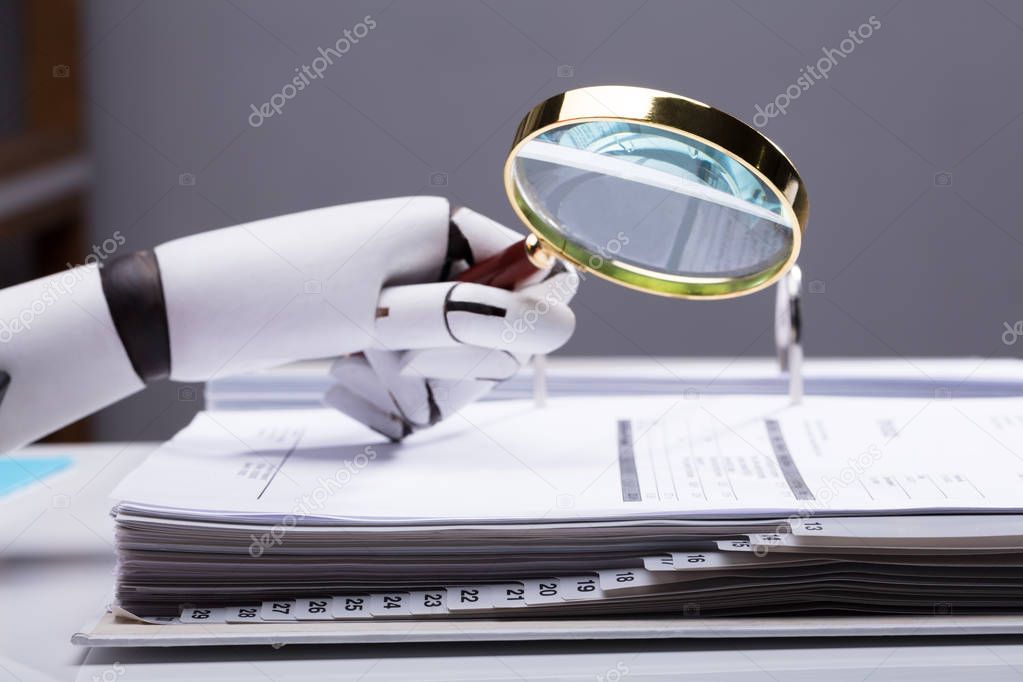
[
  {"left": 328, "top": 354, "right": 395, "bottom": 415},
  {"left": 374, "top": 283, "right": 455, "bottom": 350},
  {"left": 450, "top": 207, "right": 521, "bottom": 260},
  {"left": 357, "top": 349, "right": 507, "bottom": 434},
  {"left": 518, "top": 262, "right": 580, "bottom": 303},
  {"left": 399, "top": 346, "right": 522, "bottom": 382},
  {"left": 323, "top": 382, "right": 407, "bottom": 441},
  {"left": 375, "top": 281, "right": 574, "bottom": 355},
  {"left": 450, "top": 206, "right": 554, "bottom": 288},
  {"left": 428, "top": 377, "right": 497, "bottom": 420},
  {"left": 447, "top": 282, "right": 575, "bottom": 355},
  {"left": 327, "top": 349, "right": 434, "bottom": 439},
  {"left": 362, "top": 348, "right": 433, "bottom": 428}
]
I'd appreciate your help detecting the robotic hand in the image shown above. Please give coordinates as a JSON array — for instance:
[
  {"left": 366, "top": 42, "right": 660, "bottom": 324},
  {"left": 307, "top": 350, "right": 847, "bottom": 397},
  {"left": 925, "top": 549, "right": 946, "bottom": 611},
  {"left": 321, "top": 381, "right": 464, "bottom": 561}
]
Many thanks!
[
  {"left": 0, "top": 196, "right": 577, "bottom": 452},
  {"left": 319, "top": 200, "right": 579, "bottom": 439}
]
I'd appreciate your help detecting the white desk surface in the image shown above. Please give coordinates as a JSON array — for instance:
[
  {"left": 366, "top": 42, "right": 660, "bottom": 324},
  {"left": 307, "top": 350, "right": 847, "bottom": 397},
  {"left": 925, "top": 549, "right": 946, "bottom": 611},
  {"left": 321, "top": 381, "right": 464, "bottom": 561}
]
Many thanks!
[{"left": 4, "top": 358, "right": 1023, "bottom": 681}]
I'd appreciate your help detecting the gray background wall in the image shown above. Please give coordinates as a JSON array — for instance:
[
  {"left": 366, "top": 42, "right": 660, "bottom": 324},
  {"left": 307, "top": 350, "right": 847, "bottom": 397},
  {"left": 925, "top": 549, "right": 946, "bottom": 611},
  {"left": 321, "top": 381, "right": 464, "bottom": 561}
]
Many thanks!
[{"left": 77, "top": 0, "right": 1023, "bottom": 441}]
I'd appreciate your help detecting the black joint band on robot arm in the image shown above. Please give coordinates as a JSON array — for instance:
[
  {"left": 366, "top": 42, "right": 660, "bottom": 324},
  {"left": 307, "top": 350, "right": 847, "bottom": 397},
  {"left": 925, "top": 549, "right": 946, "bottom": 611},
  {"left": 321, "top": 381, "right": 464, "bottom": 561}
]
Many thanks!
[{"left": 100, "top": 250, "right": 172, "bottom": 383}]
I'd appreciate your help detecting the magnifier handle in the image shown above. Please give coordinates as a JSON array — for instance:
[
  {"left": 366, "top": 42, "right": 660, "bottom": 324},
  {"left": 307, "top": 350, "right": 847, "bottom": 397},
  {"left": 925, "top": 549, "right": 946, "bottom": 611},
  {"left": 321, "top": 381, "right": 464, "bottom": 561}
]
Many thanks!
[
  {"left": 455, "top": 237, "right": 552, "bottom": 410},
  {"left": 455, "top": 237, "right": 542, "bottom": 290}
]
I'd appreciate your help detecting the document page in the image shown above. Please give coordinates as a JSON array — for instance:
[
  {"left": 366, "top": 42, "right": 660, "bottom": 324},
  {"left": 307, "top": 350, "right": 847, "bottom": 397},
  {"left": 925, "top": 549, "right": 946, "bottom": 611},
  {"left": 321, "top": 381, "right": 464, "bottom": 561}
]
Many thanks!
[{"left": 111, "top": 395, "right": 1023, "bottom": 524}]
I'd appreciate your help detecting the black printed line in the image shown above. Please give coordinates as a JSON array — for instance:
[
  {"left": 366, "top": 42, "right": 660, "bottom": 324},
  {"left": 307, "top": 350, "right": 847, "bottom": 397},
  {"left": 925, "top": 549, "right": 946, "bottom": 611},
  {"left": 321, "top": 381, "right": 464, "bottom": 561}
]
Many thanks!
[{"left": 256, "top": 433, "right": 303, "bottom": 500}]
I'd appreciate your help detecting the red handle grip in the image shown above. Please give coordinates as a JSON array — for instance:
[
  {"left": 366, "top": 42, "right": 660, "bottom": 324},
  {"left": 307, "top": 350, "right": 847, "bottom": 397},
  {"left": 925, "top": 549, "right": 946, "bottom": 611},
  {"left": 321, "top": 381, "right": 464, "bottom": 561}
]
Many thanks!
[{"left": 456, "top": 238, "right": 542, "bottom": 290}]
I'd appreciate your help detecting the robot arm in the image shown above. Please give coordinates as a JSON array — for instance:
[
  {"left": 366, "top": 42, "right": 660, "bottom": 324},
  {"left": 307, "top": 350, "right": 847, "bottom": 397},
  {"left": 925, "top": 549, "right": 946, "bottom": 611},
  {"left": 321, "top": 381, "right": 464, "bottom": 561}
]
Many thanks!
[
  {"left": 0, "top": 262, "right": 146, "bottom": 452},
  {"left": 0, "top": 196, "right": 577, "bottom": 452}
]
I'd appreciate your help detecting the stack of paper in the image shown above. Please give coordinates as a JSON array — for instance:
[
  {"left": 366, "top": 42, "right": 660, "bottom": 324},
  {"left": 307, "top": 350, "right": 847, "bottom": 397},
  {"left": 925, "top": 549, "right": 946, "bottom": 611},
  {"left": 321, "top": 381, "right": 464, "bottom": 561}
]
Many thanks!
[
  {"left": 203, "top": 357, "right": 1023, "bottom": 410},
  {"left": 109, "top": 394, "right": 1023, "bottom": 622}
]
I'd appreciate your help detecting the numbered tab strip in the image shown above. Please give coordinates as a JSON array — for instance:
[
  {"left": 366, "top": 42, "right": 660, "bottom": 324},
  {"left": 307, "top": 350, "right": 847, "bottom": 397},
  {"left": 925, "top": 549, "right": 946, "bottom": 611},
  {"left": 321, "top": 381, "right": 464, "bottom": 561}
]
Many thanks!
[
  {"left": 331, "top": 595, "right": 372, "bottom": 619},
  {"left": 295, "top": 598, "right": 333, "bottom": 620},
  {"left": 644, "top": 551, "right": 828, "bottom": 571},
  {"left": 170, "top": 574, "right": 621, "bottom": 623}
]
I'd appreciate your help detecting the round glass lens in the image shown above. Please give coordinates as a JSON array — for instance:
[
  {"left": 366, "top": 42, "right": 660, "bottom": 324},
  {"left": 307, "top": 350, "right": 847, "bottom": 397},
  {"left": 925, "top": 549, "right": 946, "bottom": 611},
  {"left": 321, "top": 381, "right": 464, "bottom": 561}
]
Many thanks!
[{"left": 511, "top": 120, "right": 795, "bottom": 281}]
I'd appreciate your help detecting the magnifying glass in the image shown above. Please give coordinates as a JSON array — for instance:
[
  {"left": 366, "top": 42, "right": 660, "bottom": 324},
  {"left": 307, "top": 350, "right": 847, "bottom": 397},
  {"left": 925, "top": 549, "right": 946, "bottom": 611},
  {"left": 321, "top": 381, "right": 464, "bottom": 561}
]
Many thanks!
[{"left": 458, "top": 85, "right": 809, "bottom": 300}]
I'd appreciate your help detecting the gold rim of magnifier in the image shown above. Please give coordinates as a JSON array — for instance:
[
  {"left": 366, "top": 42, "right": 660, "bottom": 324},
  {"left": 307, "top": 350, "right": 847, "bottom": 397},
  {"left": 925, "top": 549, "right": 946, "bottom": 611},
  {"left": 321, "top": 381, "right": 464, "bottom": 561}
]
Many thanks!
[{"left": 503, "top": 85, "right": 809, "bottom": 300}]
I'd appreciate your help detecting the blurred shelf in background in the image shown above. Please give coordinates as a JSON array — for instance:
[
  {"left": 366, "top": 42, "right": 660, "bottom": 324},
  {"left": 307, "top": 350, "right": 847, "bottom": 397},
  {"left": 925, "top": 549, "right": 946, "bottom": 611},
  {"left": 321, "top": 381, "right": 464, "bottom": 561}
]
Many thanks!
[{"left": 1, "top": 0, "right": 92, "bottom": 442}]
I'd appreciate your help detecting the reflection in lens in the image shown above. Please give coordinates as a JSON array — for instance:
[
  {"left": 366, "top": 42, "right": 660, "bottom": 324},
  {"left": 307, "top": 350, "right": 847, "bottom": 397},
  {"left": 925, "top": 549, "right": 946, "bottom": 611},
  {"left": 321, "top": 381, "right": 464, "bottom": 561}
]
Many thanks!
[{"left": 513, "top": 121, "right": 794, "bottom": 280}]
